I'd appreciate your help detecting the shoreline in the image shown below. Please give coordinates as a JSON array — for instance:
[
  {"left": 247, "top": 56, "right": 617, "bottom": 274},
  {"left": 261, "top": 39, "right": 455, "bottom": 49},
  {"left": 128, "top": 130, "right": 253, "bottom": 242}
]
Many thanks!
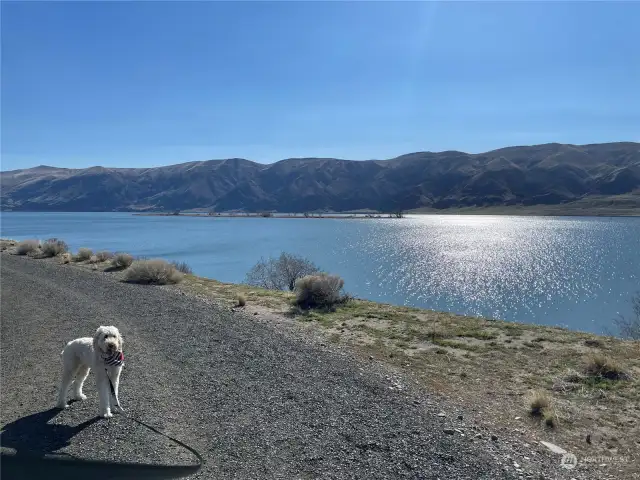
[
  {"left": 132, "top": 212, "right": 384, "bottom": 219},
  {"left": 2, "top": 207, "right": 639, "bottom": 218},
  {"left": 1, "top": 237, "right": 639, "bottom": 477}
]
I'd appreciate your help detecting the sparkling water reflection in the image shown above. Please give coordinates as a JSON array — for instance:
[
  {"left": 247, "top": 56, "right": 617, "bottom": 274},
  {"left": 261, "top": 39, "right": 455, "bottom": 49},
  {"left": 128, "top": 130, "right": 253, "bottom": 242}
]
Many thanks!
[{"left": 1, "top": 212, "right": 638, "bottom": 334}]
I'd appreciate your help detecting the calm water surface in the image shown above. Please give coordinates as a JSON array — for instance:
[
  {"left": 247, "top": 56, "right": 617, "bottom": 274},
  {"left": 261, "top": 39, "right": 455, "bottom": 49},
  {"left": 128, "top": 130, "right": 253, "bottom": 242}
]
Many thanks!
[{"left": 1, "top": 212, "right": 638, "bottom": 334}]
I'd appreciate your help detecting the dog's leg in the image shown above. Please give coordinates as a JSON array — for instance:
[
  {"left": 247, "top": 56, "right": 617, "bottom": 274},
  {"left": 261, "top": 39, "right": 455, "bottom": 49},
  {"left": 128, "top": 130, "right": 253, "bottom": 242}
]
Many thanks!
[
  {"left": 72, "top": 365, "right": 90, "bottom": 401},
  {"left": 96, "top": 370, "right": 113, "bottom": 418},
  {"left": 109, "top": 366, "right": 124, "bottom": 414},
  {"left": 57, "top": 358, "right": 79, "bottom": 409},
  {"left": 56, "top": 366, "right": 75, "bottom": 408}
]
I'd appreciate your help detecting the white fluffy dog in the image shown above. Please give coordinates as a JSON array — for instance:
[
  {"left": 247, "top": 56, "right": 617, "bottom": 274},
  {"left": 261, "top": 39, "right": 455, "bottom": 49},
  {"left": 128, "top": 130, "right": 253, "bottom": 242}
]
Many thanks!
[{"left": 57, "top": 325, "right": 125, "bottom": 418}]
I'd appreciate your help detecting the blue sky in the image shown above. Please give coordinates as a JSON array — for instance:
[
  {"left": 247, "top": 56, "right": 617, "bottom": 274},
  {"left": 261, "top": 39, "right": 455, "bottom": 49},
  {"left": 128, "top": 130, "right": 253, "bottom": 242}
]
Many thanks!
[{"left": 1, "top": 1, "right": 639, "bottom": 171}]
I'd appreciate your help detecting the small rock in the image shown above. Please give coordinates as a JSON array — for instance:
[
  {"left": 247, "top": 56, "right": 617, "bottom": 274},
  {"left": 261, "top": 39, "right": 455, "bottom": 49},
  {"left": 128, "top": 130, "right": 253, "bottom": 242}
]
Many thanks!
[
  {"left": 515, "top": 416, "right": 522, "bottom": 420},
  {"left": 457, "top": 414, "right": 463, "bottom": 420},
  {"left": 437, "top": 412, "right": 446, "bottom": 417},
  {"left": 539, "top": 440, "right": 566, "bottom": 454},
  {"left": 474, "top": 433, "right": 482, "bottom": 439},
  {"left": 491, "top": 434, "right": 498, "bottom": 441},
  {"left": 586, "top": 434, "right": 592, "bottom": 444},
  {"left": 253, "top": 312, "right": 258, "bottom": 315},
  {"left": 513, "top": 462, "right": 520, "bottom": 468},
  {"left": 413, "top": 400, "right": 421, "bottom": 405},
  {"left": 369, "top": 355, "right": 374, "bottom": 360},
  {"left": 443, "top": 428, "right": 455, "bottom": 435}
]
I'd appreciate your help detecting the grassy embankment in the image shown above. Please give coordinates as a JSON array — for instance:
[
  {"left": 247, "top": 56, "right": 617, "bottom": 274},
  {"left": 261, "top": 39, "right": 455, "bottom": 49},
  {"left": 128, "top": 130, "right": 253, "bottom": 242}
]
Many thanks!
[{"left": 1, "top": 237, "right": 638, "bottom": 474}]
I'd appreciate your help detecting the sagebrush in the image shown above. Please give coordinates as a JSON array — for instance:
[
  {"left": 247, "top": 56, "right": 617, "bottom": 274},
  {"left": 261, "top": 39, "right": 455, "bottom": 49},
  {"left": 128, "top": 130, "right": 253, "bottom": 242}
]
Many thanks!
[
  {"left": 111, "top": 253, "right": 134, "bottom": 269},
  {"left": 75, "top": 248, "right": 93, "bottom": 261},
  {"left": 15, "top": 239, "right": 40, "bottom": 255},
  {"left": 124, "top": 259, "right": 182, "bottom": 285},
  {"left": 41, "top": 238, "right": 68, "bottom": 257},
  {"left": 294, "top": 273, "right": 346, "bottom": 310},
  {"left": 96, "top": 251, "right": 113, "bottom": 262}
]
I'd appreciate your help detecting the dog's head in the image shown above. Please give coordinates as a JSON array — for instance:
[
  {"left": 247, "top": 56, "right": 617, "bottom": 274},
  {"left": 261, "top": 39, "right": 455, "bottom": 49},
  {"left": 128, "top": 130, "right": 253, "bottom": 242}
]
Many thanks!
[{"left": 93, "top": 325, "right": 123, "bottom": 355}]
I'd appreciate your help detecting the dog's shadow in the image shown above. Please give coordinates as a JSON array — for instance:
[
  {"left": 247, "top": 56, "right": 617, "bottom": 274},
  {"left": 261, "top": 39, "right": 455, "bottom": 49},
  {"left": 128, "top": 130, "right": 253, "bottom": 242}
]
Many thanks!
[{"left": 0, "top": 407, "right": 100, "bottom": 457}]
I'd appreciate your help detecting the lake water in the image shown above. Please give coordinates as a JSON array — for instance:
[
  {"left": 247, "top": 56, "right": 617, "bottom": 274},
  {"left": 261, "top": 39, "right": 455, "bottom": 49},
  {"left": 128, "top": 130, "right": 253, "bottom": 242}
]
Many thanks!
[{"left": 1, "top": 212, "right": 638, "bottom": 335}]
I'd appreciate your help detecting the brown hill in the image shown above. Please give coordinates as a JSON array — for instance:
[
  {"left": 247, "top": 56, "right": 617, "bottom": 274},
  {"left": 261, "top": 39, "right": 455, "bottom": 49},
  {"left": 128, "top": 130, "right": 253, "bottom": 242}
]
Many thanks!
[{"left": 1, "top": 142, "right": 638, "bottom": 212}]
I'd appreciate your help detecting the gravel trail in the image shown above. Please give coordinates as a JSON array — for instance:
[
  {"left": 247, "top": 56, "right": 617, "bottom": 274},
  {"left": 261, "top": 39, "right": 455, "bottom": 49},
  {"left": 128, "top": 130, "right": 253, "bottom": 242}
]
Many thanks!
[{"left": 1, "top": 254, "right": 578, "bottom": 479}]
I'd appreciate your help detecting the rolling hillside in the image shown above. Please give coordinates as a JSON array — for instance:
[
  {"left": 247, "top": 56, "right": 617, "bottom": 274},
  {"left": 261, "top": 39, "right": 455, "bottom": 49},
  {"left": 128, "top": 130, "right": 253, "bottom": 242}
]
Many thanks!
[{"left": 1, "top": 142, "right": 639, "bottom": 212}]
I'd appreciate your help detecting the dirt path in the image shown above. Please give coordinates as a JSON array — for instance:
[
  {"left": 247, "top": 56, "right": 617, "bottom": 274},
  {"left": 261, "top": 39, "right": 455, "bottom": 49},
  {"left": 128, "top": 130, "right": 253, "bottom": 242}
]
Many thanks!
[{"left": 1, "top": 254, "right": 585, "bottom": 479}]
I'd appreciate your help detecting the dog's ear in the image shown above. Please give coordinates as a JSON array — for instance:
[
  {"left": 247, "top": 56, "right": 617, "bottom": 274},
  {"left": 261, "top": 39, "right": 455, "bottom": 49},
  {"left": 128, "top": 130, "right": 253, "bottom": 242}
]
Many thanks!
[
  {"left": 93, "top": 326, "right": 105, "bottom": 350},
  {"left": 93, "top": 330, "right": 101, "bottom": 351},
  {"left": 115, "top": 328, "right": 123, "bottom": 350}
]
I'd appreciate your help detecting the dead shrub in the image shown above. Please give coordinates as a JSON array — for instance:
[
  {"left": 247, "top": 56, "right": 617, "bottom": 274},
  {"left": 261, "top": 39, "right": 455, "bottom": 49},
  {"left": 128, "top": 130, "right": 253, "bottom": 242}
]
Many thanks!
[{"left": 245, "top": 252, "right": 320, "bottom": 291}]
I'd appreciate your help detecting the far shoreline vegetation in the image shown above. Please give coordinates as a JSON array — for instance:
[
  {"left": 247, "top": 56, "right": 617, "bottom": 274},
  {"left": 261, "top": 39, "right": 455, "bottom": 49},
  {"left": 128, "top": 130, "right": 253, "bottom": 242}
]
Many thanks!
[
  {"left": 131, "top": 194, "right": 640, "bottom": 219},
  {"left": 4, "top": 195, "right": 639, "bottom": 217},
  {"left": 1, "top": 237, "right": 639, "bottom": 477},
  {"left": 134, "top": 210, "right": 408, "bottom": 219}
]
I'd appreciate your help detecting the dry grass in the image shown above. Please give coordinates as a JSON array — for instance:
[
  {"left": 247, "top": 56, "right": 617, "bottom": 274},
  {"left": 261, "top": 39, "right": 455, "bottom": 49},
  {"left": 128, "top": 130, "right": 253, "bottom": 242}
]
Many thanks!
[
  {"left": 124, "top": 259, "right": 183, "bottom": 285},
  {"left": 584, "top": 354, "right": 629, "bottom": 380},
  {"left": 237, "top": 294, "right": 247, "bottom": 307},
  {"left": 88, "top": 255, "right": 99, "bottom": 264},
  {"left": 527, "top": 389, "right": 551, "bottom": 416},
  {"left": 111, "top": 253, "right": 134, "bottom": 270},
  {"left": 41, "top": 238, "right": 68, "bottom": 257},
  {"left": 75, "top": 248, "right": 93, "bottom": 262},
  {"left": 175, "top": 275, "right": 640, "bottom": 477},
  {"left": 541, "top": 407, "right": 557, "bottom": 428},
  {"left": 15, "top": 239, "right": 40, "bottom": 255}
]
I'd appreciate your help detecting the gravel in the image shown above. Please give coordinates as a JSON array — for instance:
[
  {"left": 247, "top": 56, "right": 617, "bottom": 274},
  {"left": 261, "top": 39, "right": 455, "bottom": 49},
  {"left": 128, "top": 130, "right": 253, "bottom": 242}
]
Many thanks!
[{"left": 1, "top": 254, "right": 589, "bottom": 479}]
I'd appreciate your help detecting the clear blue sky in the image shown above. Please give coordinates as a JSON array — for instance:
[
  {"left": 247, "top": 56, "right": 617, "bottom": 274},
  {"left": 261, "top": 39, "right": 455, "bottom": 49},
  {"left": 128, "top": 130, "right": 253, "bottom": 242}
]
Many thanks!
[{"left": 1, "top": 1, "right": 639, "bottom": 171}]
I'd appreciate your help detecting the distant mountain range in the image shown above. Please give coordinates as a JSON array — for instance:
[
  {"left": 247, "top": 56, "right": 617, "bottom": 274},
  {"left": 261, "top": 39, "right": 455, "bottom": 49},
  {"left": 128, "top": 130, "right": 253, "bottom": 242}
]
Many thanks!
[{"left": 1, "top": 142, "right": 639, "bottom": 213}]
